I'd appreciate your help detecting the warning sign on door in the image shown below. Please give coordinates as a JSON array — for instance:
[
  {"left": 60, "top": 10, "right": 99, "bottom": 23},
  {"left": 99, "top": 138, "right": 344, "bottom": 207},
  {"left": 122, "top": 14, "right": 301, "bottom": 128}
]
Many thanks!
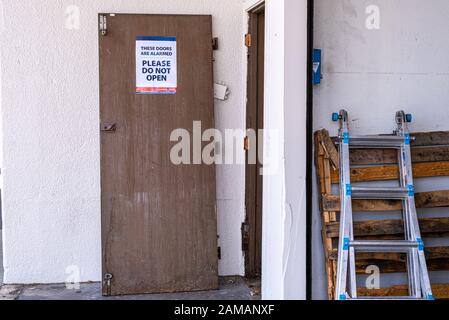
[{"left": 136, "top": 36, "right": 177, "bottom": 94}]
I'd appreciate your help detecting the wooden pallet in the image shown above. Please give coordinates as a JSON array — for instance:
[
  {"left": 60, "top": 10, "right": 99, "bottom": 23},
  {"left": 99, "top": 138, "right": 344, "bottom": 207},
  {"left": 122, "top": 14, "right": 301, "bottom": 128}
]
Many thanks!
[{"left": 315, "top": 129, "right": 449, "bottom": 300}]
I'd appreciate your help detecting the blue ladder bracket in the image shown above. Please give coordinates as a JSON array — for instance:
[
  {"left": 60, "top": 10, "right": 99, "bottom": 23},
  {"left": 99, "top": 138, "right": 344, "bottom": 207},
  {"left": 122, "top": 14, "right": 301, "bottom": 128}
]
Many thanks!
[
  {"left": 408, "top": 185, "right": 415, "bottom": 197},
  {"left": 343, "top": 237, "right": 350, "bottom": 251},
  {"left": 417, "top": 238, "right": 425, "bottom": 251},
  {"left": 339, "top": 294, "right": 347, "bottom": 301},
  {"left": 343, "top": 132, "right": 350, "bottom": 144},
  {"left": 406, "top": 114, "right": 413, "bottom": 123},
  {"left": 404, "top": 134, "right": 411, "bottom": 145},
  {"left": 345, "top": 184, "right": 353, "bottom": 196}
]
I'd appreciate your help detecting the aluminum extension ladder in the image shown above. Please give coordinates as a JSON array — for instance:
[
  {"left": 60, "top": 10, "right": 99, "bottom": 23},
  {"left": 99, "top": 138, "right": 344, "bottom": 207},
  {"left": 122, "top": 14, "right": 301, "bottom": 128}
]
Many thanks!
[{"left": 332, "top": 109, "right": 434, "bottom": 301}]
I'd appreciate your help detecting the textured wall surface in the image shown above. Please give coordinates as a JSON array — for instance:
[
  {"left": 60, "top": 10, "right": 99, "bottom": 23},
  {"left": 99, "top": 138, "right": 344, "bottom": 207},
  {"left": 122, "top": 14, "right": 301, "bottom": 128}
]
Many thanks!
[
  {"left": 313, "top": 0, "right": 449, "bottom": 299},
  {"left": 0, "top": 0, "right": 246, "bottom": 284}
]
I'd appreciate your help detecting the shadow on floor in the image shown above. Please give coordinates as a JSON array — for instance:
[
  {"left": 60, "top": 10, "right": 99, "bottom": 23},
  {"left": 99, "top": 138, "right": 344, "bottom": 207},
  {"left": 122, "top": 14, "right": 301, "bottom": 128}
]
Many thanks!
[{"left": 1, "top": 277, "right": 261, "bottom": 300}]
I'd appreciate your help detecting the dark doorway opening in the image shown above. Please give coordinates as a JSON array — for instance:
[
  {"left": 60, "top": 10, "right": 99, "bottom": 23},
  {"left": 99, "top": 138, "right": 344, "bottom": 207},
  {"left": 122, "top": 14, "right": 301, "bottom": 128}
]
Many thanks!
[{"left": 244, "top": 6, "right": 265, "bottom": 279}]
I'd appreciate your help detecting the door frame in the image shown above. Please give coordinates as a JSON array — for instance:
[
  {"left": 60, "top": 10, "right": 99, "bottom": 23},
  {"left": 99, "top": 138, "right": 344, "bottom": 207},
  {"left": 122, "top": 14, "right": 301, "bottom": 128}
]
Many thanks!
[
  {"left": 242, "top": 0, "right": 314, "bottom": 298},
  {"left": 244, "top": 3, "right": 265, "bottom": 279}
]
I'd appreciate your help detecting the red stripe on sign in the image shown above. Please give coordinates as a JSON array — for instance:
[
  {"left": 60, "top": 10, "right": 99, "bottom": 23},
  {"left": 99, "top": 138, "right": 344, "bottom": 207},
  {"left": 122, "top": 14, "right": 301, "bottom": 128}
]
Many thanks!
[{"left": 136, "top": 87, "right": 177, "bottom": 93}]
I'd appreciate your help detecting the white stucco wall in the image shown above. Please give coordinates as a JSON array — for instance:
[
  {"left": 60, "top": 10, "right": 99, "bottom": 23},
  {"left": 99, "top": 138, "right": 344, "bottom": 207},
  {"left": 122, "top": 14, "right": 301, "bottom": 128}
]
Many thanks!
[
  {"left": 261, "top": 0, "right": 308, "bottom": 300},
  {"left": 313, "top": 0, "right": 449, "bottom": 299},
  {"left": 0, "top": 0, "right": 246, "bottom": 284}
]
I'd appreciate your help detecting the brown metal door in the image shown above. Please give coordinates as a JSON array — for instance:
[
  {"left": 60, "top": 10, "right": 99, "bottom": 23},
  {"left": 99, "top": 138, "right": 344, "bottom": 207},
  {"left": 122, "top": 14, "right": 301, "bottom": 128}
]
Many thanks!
[{"left": 99, "top": 14, "right": 217, "bottom": 296}]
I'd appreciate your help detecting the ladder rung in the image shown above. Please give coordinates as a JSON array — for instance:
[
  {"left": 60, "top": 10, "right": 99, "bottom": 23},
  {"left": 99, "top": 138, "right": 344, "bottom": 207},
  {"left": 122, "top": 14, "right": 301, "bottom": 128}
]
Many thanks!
[
  {"left": 350, "top": 187, "right": 411, "bottom": 199},
  {"left": 350, "top": 240, "right": 419, "bottom": 253},
  {"left": 346, "top": 296, "right": 427, "bottom": 301},
  {"left": 344, "top": 135, "right": 410, "bottom": 148}
]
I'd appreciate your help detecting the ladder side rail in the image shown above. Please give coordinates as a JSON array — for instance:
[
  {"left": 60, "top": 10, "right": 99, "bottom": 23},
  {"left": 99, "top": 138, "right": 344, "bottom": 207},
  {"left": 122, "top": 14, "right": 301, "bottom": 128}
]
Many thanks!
[
  {"left": 403, "top": 136, "right": 433, "bottom": 299},
  {"left": 335, "top": 137, "right": 349, "bottom": 300},
  {"left": 398, "top": 139, "right": 420, "bottom": 297},
  {"left": 397, "top": 111, "right": 433, "bottom": 299},
  {"left": 335, "top": 111, "right": 357, "bottom": 300},
  {"left": 343, "top": 113, "right": 358, "bottom": 299}
]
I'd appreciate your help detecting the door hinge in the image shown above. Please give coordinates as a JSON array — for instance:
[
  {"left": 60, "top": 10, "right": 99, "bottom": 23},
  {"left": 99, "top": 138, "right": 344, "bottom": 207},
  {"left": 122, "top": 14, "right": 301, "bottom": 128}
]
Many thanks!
[
  {"left": 218, "top": 247, "right": 222, "bottom": 260},
  {"left": 212, "top": 37, "right": 219, "bottom": 50},
  {"left": 245, "top": 33, "right": 252, "bottom": 47},
  {"left": 103, "top": 273, "right": 113, "bottom": 296},
  {"left": 99, "top": 14, "right": 108, "bottom": 36},
  {"left": 244, "top": 136, "right": 250, "bottom": 151},
  {"left": 241, "top": 222, "right": 250, "bottom": 251}
]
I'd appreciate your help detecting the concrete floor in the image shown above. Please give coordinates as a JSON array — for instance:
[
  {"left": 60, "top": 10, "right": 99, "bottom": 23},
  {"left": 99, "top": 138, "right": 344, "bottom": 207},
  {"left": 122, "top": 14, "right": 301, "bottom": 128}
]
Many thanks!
[{"left": 0, "top": 277, "right": 261, "bottom": 300}]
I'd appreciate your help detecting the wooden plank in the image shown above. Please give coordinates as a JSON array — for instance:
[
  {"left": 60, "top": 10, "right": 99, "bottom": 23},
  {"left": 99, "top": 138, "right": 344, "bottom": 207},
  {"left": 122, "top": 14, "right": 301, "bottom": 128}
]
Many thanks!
[
  {"left": 358, "top": 284, "right": 449, "bottom": 299},
  {"left": 328, "top": 247, "right": 449, "bottom": 273},
  {"left": 329, "top": 246, "right": 449, "bottom": 260},
  {"left": 316, "top": 129, "right": 339, "bottom": 168},
  {"left": 412, "top": 146, "right": 449, "bottom": 163},
  {"left": 325, "top": 217, "right": 449, "bottom": 239},
  {"left": 323, "top": 190, "right": 449, "bottom": 212},
  {"left": 323, "top": 195, "right": 401, "bottom": 212},
  {"left": 352, "top": 258, "right": 449, "bottom": 274},
  {"left": 348, "top": 146, "right": 449, "bottom": 166},
  {"left": 348, "top": 148, "right": 397, "bottom": 166},
  {"left": 330, "top": 161, "right": 449, "bottom": 183},
  {"left": 412, "top": 131, "right": 449, "bottom": 147},
  {"left": 314, "top": 130, "right": 338, "bottom": 300}
]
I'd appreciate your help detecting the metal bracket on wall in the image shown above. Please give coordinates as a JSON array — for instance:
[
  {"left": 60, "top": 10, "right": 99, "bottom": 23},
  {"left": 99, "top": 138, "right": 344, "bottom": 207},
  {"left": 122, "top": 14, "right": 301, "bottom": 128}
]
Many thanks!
[
  {"left": 241, "top": 222, "right": 250, "bottom": 251},
  {"left": 245, "top": 33, "right": 252, "bottom": 48},
  {"left": 212, "top": 37, "right": 219, "bottom": 50},
  {"left": 244, "top": 136, "right": 250, "bottom": 151},
  {"left": 103, "top": 273, "right": 113, "bottom": 296},
  {"left": 99, "top": 14, "right": 107, "bottom": 36},
  {"left": 101, "top": 123, "right": 116, "bottom": 132}
]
